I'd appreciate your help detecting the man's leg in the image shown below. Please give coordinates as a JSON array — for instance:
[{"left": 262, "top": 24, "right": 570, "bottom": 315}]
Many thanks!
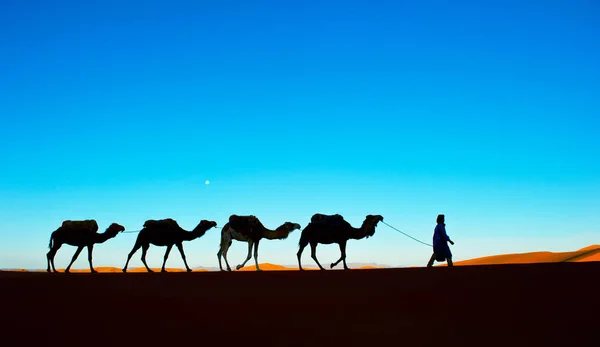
[
  {"left": 447, "top": 257, "right": 453, "bottom": 267},
  {"left": 427, "top": 253, "right": 436, "bottom": 267}
]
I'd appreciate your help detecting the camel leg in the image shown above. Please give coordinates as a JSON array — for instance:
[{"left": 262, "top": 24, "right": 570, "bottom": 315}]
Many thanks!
[
  {"left": 310, "top": 243, "right": 326, "bottom": 270},
  {"left": 50, "top": 245, "right": 61, "bottom": 272},
  {"left": 253, "top": 239, "right": 261, "bottom": 271},
  {"left": 297, "top": 241, "right": 308, "bottom": 271},
  {"left": 330, "top": 241, "right": 349, "bottom": 270},
  {"left": 176, "top": 243, "right": 192, "bottom": 272},
  {"left": 123, "top": 242, "right": 142, "bottom": 273},
  {"left": 46, "top": 250, "right": 52, "bottom": 273},
  {"left": 218, "top": 232, "right": 232, "bottom": 271},
  {"left": 46, "top": 235, "right": 54, "bottom": 273},
  {"left": 87, "top": 244, "right": 97, "bottom": 273},
  {"left": 341, "top": 241, "right": 349, "bottom": 270},
  {"left": 47, "top": 243, "right": 62, "bottom": 273},
  {"left": 65, "top": 246, "right": 84, "bottom": 273},
  {"left": 217, "top": 246, "right": 224, "bottom": 271},
  {"left": 223, "top": 241, "right": 233, "bottom": 271},
  {"left": 236, "top": 239, "right": 254, "bottom": 270},
  {"left": 161, "top": 244, "right": 173, "bottom": 272},
  {"left": 221, "top": 241, "right": 233, "bottom": 271},
  {"left": 141, "top": 244, "right": 153, "bottom": 272}
]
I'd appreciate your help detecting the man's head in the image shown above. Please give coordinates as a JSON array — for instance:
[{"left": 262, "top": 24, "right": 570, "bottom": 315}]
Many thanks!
[{"left": 436, "top": 214, "right": 445, "bottom": 224}]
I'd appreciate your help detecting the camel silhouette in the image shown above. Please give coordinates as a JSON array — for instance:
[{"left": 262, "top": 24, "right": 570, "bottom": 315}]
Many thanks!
[
  {"left": 217, "top": 214, "right": 301, "bottom": 271},
  {"left": 122, "top": 218, "right": 217, "bottom": 273},
  {"left": 297, "top": 214, "right": 383, "bottom": 270},
  {"left": 46, "top": 220, "right": 125, "bottom": 273}
]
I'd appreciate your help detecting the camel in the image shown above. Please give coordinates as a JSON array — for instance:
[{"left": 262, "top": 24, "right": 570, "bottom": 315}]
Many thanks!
[
  {"left": 46, "top": 220, "right": 125, "bottom": 273},
  {"left": 217, "top": 214, "right": 301, "bottom": 271},
  {"left": 297, "top": 214, "right": 384, "bottom": 271},
  {"left": 122, "top": 218, "right": 217, "bottom": 273}
]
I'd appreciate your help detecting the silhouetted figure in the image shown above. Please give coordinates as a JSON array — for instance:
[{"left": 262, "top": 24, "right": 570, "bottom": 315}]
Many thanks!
[
  {"left": 122, "top": 219, "right": 217, "bottom": 273},
  {"left": 297, "top": 214, "right": 384, "bottom": 271},
  {"left": 427, "top": 214, "right": 455, "bottom": 267},
  {"left": 46, "top": 220, "right": 125, "bottom": 273},
  {"left": 217, "top": 214, "right": 301, "bottom": 271}
]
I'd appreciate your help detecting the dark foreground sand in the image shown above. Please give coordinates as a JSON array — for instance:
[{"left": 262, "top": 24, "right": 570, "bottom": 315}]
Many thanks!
[{"left": 1, "top": 262, "right": 598, "bottom": 346}]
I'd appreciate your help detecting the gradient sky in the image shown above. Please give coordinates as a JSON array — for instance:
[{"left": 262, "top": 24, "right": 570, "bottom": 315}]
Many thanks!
[{"left": 1, "top": 0, "right": 598, "bottom": 270}]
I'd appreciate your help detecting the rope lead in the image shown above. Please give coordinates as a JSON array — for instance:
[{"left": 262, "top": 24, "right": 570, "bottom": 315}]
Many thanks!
[
  {"left": 381, "top": 221, "right": 433, "bottom": 247},
  {"left": 121, "top": 226, "right": 223, "bottom": 234}
]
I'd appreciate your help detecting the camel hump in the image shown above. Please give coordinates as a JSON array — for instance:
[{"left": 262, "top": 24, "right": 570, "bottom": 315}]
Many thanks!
[
  {"left": 311, "top": 213, "right": 345, "bottom": 225},
  {"left": 228, "top": 214, "right": 260, "bottom": 234},
  {"left": 60, "top": 220, "right": 99, "bottom": 232},
  {"left": 143, "top": 218, "right": 180, "bottom": 229}
]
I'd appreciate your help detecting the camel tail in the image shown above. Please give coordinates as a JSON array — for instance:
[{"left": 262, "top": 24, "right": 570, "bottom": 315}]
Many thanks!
[{"left": 48, "top": 232, "right": 54, "bottom": 249}]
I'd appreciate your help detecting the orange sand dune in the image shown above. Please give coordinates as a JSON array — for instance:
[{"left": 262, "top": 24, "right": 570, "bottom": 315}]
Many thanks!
[
  {"left": 357, "top": 265, "right": 385, "bottom": 269},
  {"left": 453, "top": 245, "right": 600, "bottom": 266},
  {"left": 572, "top": 251, "right": 600, "bottom": 262}
]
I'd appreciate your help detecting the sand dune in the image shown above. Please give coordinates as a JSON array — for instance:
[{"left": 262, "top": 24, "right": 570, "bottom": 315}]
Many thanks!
[
  {"left": 451, "top": 244, "right": 600, "bottom": 266},
  {"left": 357, "top": 265, "right": 385, "bottom": 269}
]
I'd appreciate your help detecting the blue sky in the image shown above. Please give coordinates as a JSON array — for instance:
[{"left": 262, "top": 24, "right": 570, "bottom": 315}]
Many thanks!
[{"left": 0, "top": 0, "right": 598, "bottom": 270}]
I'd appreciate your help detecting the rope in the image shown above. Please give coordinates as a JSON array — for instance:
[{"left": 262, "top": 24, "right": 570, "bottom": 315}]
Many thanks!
[
  {"left": 381, "top": 221, "right": 432, "bottom": 247},
  {"left": 121, "top": 226, "right": 223, "bottom": 234}
]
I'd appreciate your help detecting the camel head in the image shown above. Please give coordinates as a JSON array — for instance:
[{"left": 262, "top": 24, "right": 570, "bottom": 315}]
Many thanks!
[
  {"left": 197, "top": 219, "right": 218, "bottom": 231},
  {"left": 273, "top": 222, "right": 301, "bottom": 239},
  {"left": 362, "top": 215, "right": 384, "bottom": 238},
  {"left": 105, "top": 223, "right": 126, "bottom": 237}
]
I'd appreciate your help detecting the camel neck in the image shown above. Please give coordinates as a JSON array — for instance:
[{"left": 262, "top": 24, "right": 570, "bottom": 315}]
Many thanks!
[
  {"left": 93, "top": 231, "right": 114, "bottom": 244},
  {"left": 349, "top": 224, "right": 372, "bottom": 240},
  {"left": 183, "top": 228, "right": 204, "bottom": 241},
  {"left": 263, "top": 226, "right": 287, "bottom": 240}
]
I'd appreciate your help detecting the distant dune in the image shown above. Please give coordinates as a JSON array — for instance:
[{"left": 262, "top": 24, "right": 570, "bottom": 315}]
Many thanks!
[{"left": 449, "top": 244, "right": 600, "bottom": 266}]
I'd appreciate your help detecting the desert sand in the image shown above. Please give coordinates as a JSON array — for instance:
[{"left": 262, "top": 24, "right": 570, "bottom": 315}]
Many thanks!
[
  {"left": 450, "top": 244, "right": 600, "bottom": 266},
  {"left": 1, "top": 261, "right": 598, "bottom": 347}
]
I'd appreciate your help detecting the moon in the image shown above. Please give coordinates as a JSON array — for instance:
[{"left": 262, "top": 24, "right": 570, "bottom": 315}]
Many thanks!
[{"left": 205, "top": 180, "right": 210, "bottom": 185}]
